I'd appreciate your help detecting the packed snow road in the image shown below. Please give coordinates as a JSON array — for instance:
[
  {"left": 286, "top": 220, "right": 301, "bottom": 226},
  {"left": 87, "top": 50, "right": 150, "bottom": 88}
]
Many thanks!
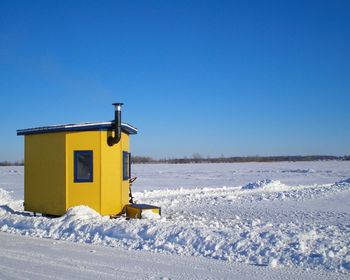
[
  {"left": 0, "top": 161, "right": 349, "bottom": 278},
  {"left": 1, "top": 232, "right": 344, "bottom": 280}
]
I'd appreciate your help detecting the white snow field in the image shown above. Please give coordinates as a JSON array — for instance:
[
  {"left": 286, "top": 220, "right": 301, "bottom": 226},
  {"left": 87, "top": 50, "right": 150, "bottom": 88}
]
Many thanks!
[{"left": 0, "top": 161, "right": 349, "bottom": 279}]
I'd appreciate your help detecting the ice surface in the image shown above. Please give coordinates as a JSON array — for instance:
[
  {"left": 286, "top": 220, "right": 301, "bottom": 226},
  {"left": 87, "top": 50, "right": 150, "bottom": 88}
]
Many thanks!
[{"left": 0, "top": 161, "right": 350, "bottom": 278}]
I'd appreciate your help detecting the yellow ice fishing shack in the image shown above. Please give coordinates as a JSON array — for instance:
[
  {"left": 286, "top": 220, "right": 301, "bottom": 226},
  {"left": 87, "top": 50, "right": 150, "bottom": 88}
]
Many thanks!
[{"left": 17, "top": 103, "right": 160, "bottom": 218}]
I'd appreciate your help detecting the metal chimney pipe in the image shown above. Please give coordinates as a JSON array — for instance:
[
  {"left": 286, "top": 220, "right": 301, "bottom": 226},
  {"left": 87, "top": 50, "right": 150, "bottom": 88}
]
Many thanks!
[{"left": 108, "top": 102, "right": 124, "bottom": 146}]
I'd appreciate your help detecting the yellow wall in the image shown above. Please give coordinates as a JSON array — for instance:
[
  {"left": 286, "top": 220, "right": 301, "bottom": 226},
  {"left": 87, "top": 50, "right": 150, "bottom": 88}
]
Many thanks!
[
  {"left": 121, "top": 133, "right": 130, "bottom": 208},
  {"left": 24, "top": 129, "right": 131, "bottom": 216},
  {"left": 100, "top": 131, "right": 130, "bottom": 216},
  {"left": 24, "top": 133, "right": 66, "bottom": 216},
  {"left": 66, "top": 131, "right": 101, "bottom": 214}
]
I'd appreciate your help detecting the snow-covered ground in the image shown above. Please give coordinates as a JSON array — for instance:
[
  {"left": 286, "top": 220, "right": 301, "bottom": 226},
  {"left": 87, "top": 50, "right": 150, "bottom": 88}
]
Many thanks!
[{"left": 0, "top": 161, "right": 350, "bottom": 279}]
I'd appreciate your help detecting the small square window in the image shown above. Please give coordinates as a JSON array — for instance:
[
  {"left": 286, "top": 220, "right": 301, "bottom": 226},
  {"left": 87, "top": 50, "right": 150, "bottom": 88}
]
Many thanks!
[
  {"left": 123, "top": 151, "right": 130, "bottom": 180},
  {"left": 74, "top": 151, "right": 93, "bottom": 182}
]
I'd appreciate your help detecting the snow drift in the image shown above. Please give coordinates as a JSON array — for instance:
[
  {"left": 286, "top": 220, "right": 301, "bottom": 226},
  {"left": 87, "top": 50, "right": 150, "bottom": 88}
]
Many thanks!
[{"left": 241, "top": 179, "right": 288, "bottom": 191}]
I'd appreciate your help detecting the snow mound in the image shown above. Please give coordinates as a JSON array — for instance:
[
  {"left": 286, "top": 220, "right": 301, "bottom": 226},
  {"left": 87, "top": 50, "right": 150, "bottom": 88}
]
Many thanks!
[
  {"left": 241, "top": 179, "right": 286, "bottom": 191},
  {"left": 7, "top": 169, "right": 22, "bottom": 175},
  {"left": 335, "top": 178, "right": 350, "bottom": 186},
  {"left": 141, "top": 209, "right": 161, "bottom": 220},
  {"left": 0, "top": 188, "right": 12, "bottom": 204},
  {"left": 64, "top": 205, "right": 101, "bottom": 220},
  {"left": 281, "top": 169, "right": 315, "bottom": 174},
  {"left": 241, "top": 179, "right": 273, "bottom": 190}
]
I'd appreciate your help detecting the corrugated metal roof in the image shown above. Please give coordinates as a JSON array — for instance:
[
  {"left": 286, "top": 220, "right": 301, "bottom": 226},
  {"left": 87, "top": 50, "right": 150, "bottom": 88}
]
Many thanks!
[{"left": 17, "top": 121, "right": 138, "bottom": 136}]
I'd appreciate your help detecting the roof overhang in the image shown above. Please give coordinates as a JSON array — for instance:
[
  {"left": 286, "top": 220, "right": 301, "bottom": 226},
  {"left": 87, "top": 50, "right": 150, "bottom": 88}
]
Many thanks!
[{"left": 17, "top": 121, "right": 138, "bottom": 136}]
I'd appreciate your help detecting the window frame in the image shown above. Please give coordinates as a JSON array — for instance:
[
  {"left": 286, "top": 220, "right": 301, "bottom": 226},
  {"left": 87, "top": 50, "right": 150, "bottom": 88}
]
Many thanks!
[
  {"left": 123, "top": 151, "right": 131, "bottom": 181},
  {"left": 74, "top": 150, "right": 93, "bottom": 183}
]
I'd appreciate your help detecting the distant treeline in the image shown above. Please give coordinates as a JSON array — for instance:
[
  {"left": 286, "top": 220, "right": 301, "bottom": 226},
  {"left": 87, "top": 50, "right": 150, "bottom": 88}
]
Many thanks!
[
  {"left": 0, "top": 160, "right": 24, "bottom": 166},
  {"left": 132, "top": 155, "right": 350, "bottom": 164},
  {"left": 1, "top": 156, "right": 349, "bottom": 166}
]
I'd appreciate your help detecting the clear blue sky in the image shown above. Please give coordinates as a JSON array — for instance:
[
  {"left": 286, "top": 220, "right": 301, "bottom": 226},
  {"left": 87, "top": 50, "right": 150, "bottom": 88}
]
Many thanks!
[{"left": 1, "top": 0, "right": 349, "bottom": 161}]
